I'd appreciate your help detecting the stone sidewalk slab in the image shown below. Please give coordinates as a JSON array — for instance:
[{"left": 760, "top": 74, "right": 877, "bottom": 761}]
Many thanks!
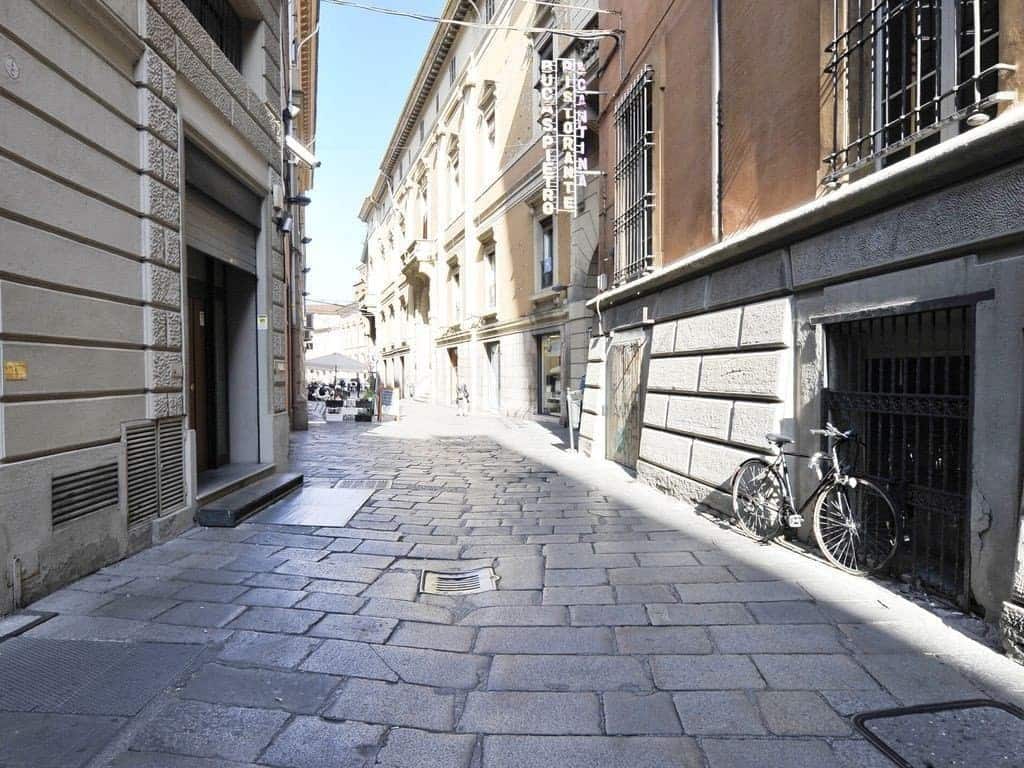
[{"left": 12, "top": 411, "right": 1024, "bottom": 768}]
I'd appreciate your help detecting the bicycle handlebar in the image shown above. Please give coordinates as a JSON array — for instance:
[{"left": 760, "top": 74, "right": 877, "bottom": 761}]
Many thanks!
[{"left": 810, "top": 423, "right": 855, "bottom": 440}]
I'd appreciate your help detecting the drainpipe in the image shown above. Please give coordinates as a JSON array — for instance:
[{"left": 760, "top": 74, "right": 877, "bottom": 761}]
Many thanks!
[{"left": 710, "top": 0, "right": 723, "bottom": 241}]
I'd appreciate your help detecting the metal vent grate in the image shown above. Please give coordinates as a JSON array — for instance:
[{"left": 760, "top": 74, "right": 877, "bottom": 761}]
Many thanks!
[
  {"left": 125, "top": 421, "right": 159, "bottom": 527},
  {"left": 51, "top": 464, "right": 119, "bottom": 527},
  {"left": 158, "top": 417, "right": 185, "bottom": 514},
  {"left": 420, "top": 567, "right": 499, "bottom": 595},
  {"left": 334, "top": 479, "right": 392, "bottom": 490},
  {"left": 854, "top": 699, "right": 1024, "bottom": 768}
]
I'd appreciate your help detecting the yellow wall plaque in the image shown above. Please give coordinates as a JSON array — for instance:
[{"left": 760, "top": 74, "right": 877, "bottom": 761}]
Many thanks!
[{"left": 4, "top": 361, "right": 28, "bottom": 381}]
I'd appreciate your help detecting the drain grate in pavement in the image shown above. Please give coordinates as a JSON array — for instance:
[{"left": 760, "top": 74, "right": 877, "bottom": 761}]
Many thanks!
[
  {"left": 853, "top": 699, "right": 1024, "bottom": 768},
  {"left": 420, "top": 567, "right": 498, "bottom": 595},
  {"left": 334, "top": 479, "right": 392, "bottom": 489},
  {"left": 0, "top": 637, "right": 201, "bottom": 716}
]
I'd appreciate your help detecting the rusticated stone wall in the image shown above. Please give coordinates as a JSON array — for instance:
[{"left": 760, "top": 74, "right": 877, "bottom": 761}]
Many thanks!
[{"left": 638, "top": 298, "right": 793, "bottom": 512}]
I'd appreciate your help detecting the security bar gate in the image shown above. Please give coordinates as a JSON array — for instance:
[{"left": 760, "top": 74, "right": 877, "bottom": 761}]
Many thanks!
[{"left": 824, "top": 307, "right": 973, "bottom": 605}]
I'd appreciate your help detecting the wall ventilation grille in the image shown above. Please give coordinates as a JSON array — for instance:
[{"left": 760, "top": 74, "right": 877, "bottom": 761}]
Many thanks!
[
  {"left": 124, "top": 417, "right": 186, "bottom": 528},
  {"left": 125, "top": 422, "right": 159, "bottom": 527},
  {"left": 51, "top": 464, "right": 119, "bottom": 527},
  {"left": 158, "top": 417, "right": 186, "bottom": 514}
]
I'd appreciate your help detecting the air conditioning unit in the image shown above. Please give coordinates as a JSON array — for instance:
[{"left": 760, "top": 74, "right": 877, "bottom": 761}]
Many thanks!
[{"left": 272, "top": 183, "right": 285, "bottom": 211}]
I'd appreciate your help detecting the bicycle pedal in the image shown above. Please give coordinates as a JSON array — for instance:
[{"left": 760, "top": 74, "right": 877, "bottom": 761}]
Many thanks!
[{"left": 787, "top": 514, "right": 804, "bottom": 528}]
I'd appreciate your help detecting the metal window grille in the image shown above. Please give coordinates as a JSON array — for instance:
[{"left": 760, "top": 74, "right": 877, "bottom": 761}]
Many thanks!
[
  {"left": 825, "top": 0, "right": 1011, "bottom": 185},
  {"left": 824, "top": 307, "right": 973, "bottom": 605},
  {"left": 183, "top": 0, "right": 243, "bottom": 71},
  {"left": 613, "top": 66, "right": 655, "bottom": 286},
  {"left": 485, "top": 0, "right": 495, "bottom": 20}
]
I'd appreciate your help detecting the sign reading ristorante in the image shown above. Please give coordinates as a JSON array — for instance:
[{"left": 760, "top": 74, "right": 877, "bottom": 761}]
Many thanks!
[{"left": 539, "top": 57, "right": 589, "bottom": 216}]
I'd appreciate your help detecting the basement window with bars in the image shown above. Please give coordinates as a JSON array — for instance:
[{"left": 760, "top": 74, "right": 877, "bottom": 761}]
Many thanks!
[
  {"left": 613, "top": 66, "right": 655, "bottom": 287},
  {"left": 825, "top": 0, "right": 1012, "bottom": 186},
  {"left": 183, "top": 0, "right": 243, "bottom": 71}
]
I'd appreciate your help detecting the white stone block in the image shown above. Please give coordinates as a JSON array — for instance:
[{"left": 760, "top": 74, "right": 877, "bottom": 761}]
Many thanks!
[
  {"left": 643, "top": 393, "right": 669, "bottom": 428},
  {"left": 639, "top": 428, "right": 693, "bottom": 475},
  {"left": 688, "top": 439, "right": 759, "bottom": 488},
  {"left": 740, "top": 298, "right": 792, "bottom": 348},
  {"left": 666, "top": 395, "right": 732, "bottom": 441},
  {"left": 583, "top": 387, "right": 602, "bottom": 414},
  {"left": 730, "top": 401, "right": 784, "bottom": 449},
  {"left": 580, "top": 411, "right": 597, "bottom": 440},
  {"left": 651, "top": 322, "right": 676, "bottom": 354},
  {"left": 647, "top": 356, "right": 700, "bottom": 392},
  {"left": 675, "top": 307, "right": 741, "bottom": 353},
  {"left": 698, "top": 351, "right": 785, "bottom": 399}
]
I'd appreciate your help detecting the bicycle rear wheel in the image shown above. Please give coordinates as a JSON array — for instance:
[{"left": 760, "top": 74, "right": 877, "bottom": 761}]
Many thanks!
[
  {"left": 813, "top": 478, "right": 899, "bottom": 575},
  {"left": 731, "top": 458, "right": 785, "bottom": 541}
]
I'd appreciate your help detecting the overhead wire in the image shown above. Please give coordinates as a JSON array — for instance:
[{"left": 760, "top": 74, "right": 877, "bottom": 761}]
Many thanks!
[{"left": 321, "top": 0, "right": 622, "bottom": 39}]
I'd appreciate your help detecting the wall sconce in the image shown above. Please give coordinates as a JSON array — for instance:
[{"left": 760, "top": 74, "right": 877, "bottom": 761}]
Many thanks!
[
  {"left": 301, "top": 236, "right": 312, "bottom": 244},
  {"left": 288, "top": 195, "right": 312, "bottom": 206}
]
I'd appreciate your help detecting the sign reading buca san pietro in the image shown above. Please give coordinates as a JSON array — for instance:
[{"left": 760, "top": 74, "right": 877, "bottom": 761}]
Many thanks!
[{"left": 539, "top": 57, "right": 589, "bottom": 216}]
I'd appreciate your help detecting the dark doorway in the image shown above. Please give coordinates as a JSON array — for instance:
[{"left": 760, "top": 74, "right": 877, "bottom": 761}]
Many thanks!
[
  {"left": 537, "top": 333, "right": 562, "bottom": 417},
  {"left": 187, "top": 251, "right": 231, "bottom": 471}
]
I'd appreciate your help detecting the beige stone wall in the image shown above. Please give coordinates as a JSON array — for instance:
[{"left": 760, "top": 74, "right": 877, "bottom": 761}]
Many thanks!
[
  {"left": 0, "top": 0, "right": 294, "bottom": 613},
  {"left": 637, "top": 298, "right": 794, "bottom": 512},
  {"left": 360, "top": 0, "right": 592, "bottom": 418}
]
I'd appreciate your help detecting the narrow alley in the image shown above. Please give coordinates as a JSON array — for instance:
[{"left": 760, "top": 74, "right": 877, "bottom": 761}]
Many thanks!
[{"left": 3, "top": 405, "right": 1023, "bottom": 768}]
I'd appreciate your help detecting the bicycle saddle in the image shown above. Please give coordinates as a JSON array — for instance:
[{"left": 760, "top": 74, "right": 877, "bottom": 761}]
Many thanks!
[{"left": 765, "top": 432, "right": 793, "bottom": 446}]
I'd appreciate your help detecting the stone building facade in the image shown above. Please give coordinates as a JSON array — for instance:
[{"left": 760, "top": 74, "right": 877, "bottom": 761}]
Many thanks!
[
  {"left": 303, "top": 301, "right": 372, "bottom": 380},
  {"left": 576, "top": 0, "right": 1024, "bottom": 645},
  {"left": 0, "top": 0, "right": 318, "bottom": 613},
  {"left": 357, "top": 0, "right": 601, "bottom": 422}
]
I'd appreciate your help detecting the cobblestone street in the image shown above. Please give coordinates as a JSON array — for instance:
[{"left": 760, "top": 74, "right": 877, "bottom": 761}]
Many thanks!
[{"left": 4, "top": 404, "right": 1024, "bottom": 768}]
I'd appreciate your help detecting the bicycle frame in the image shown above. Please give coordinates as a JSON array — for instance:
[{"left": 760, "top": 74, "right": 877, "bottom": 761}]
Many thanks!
[{"left": 766, "top": 437, "right": 846, "bottom": 522}]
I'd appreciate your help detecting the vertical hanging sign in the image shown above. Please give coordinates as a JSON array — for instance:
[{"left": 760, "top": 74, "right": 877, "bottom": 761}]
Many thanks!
[{"left": 540, "top": 57, "right": 588, "bottom": 216}]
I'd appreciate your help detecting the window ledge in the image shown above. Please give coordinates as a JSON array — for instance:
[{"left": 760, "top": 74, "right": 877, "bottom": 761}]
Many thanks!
[{"left": 531, "top": 290, "right": 560, "bottom": 305}]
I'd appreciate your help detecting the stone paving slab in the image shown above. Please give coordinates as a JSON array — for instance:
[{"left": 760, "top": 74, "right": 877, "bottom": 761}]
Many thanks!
[
  {"left": 11, "top": 410, "right": 1024, "bottom": 768},
  {"left": 130, "top": 700, "right": 289, "bottom": 762},
  {"left": 458, "top": 691, "right": 602, "bottom": 734},
  {"left": 482, "top": 735, "right": 703, "bottom": 768}
]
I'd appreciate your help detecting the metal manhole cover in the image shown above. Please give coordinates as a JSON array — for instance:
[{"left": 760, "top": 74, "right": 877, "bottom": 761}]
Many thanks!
[
  {"left": 420, "top": 567, "right": 498, "bottom": 595},
  {"left": 854, "top": 699, "right": 1024, "bottom": 768}
]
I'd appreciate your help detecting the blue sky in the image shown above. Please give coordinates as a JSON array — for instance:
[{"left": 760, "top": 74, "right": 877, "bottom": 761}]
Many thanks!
[{"left": 304, "top": 1, "right": 444, "bottom": 304}]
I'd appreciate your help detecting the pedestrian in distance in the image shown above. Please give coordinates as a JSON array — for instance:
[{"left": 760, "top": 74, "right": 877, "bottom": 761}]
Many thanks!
[{"left": 456, "top": 382, "right": 470, "bottom": 416}]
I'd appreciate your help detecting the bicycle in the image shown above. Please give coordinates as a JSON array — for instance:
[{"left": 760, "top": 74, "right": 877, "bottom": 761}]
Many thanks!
[{"left": 730, "top": 423, "right": 899, "bottom": 575}]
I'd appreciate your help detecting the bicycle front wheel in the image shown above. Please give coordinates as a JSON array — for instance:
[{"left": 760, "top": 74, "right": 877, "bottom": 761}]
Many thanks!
[
  {"left": 813, "top": 478, "right": 899, "bottom": 575},
  {"left": 731, "top": 458, "right": 785, "bottom": 541}
]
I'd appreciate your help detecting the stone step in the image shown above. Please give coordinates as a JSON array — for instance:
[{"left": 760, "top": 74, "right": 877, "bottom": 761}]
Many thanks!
[{"left": 195, "top": 472, "right": 303, "bottom": 528}]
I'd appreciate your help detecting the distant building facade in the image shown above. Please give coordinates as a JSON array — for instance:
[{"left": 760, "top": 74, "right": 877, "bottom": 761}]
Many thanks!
[
  {"left": 572, "top": 0, "right": 1024, "bottom": 646},
  {"left": 0, "top": 0, "right": 318, "bottom": 613},
  {"left": 304, "top": 301, "right": 371, "bottom": 381},
  {"left": 357, "top": 0, "right": 601, "bottom": 418}
]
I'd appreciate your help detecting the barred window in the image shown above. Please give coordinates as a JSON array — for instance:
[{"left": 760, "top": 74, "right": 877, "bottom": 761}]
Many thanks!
[
  {"left": 826, "top": 0, "right": 1008, "bottom": 186},
  {"left": 183, "top": 0, "right": 243, "bottom": 71},
  {"left": 613, "top": 66, "right": 655, "bottom": 286},
  {"left": 485, "top": 0, "right": 495, "bottom": 21}
]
